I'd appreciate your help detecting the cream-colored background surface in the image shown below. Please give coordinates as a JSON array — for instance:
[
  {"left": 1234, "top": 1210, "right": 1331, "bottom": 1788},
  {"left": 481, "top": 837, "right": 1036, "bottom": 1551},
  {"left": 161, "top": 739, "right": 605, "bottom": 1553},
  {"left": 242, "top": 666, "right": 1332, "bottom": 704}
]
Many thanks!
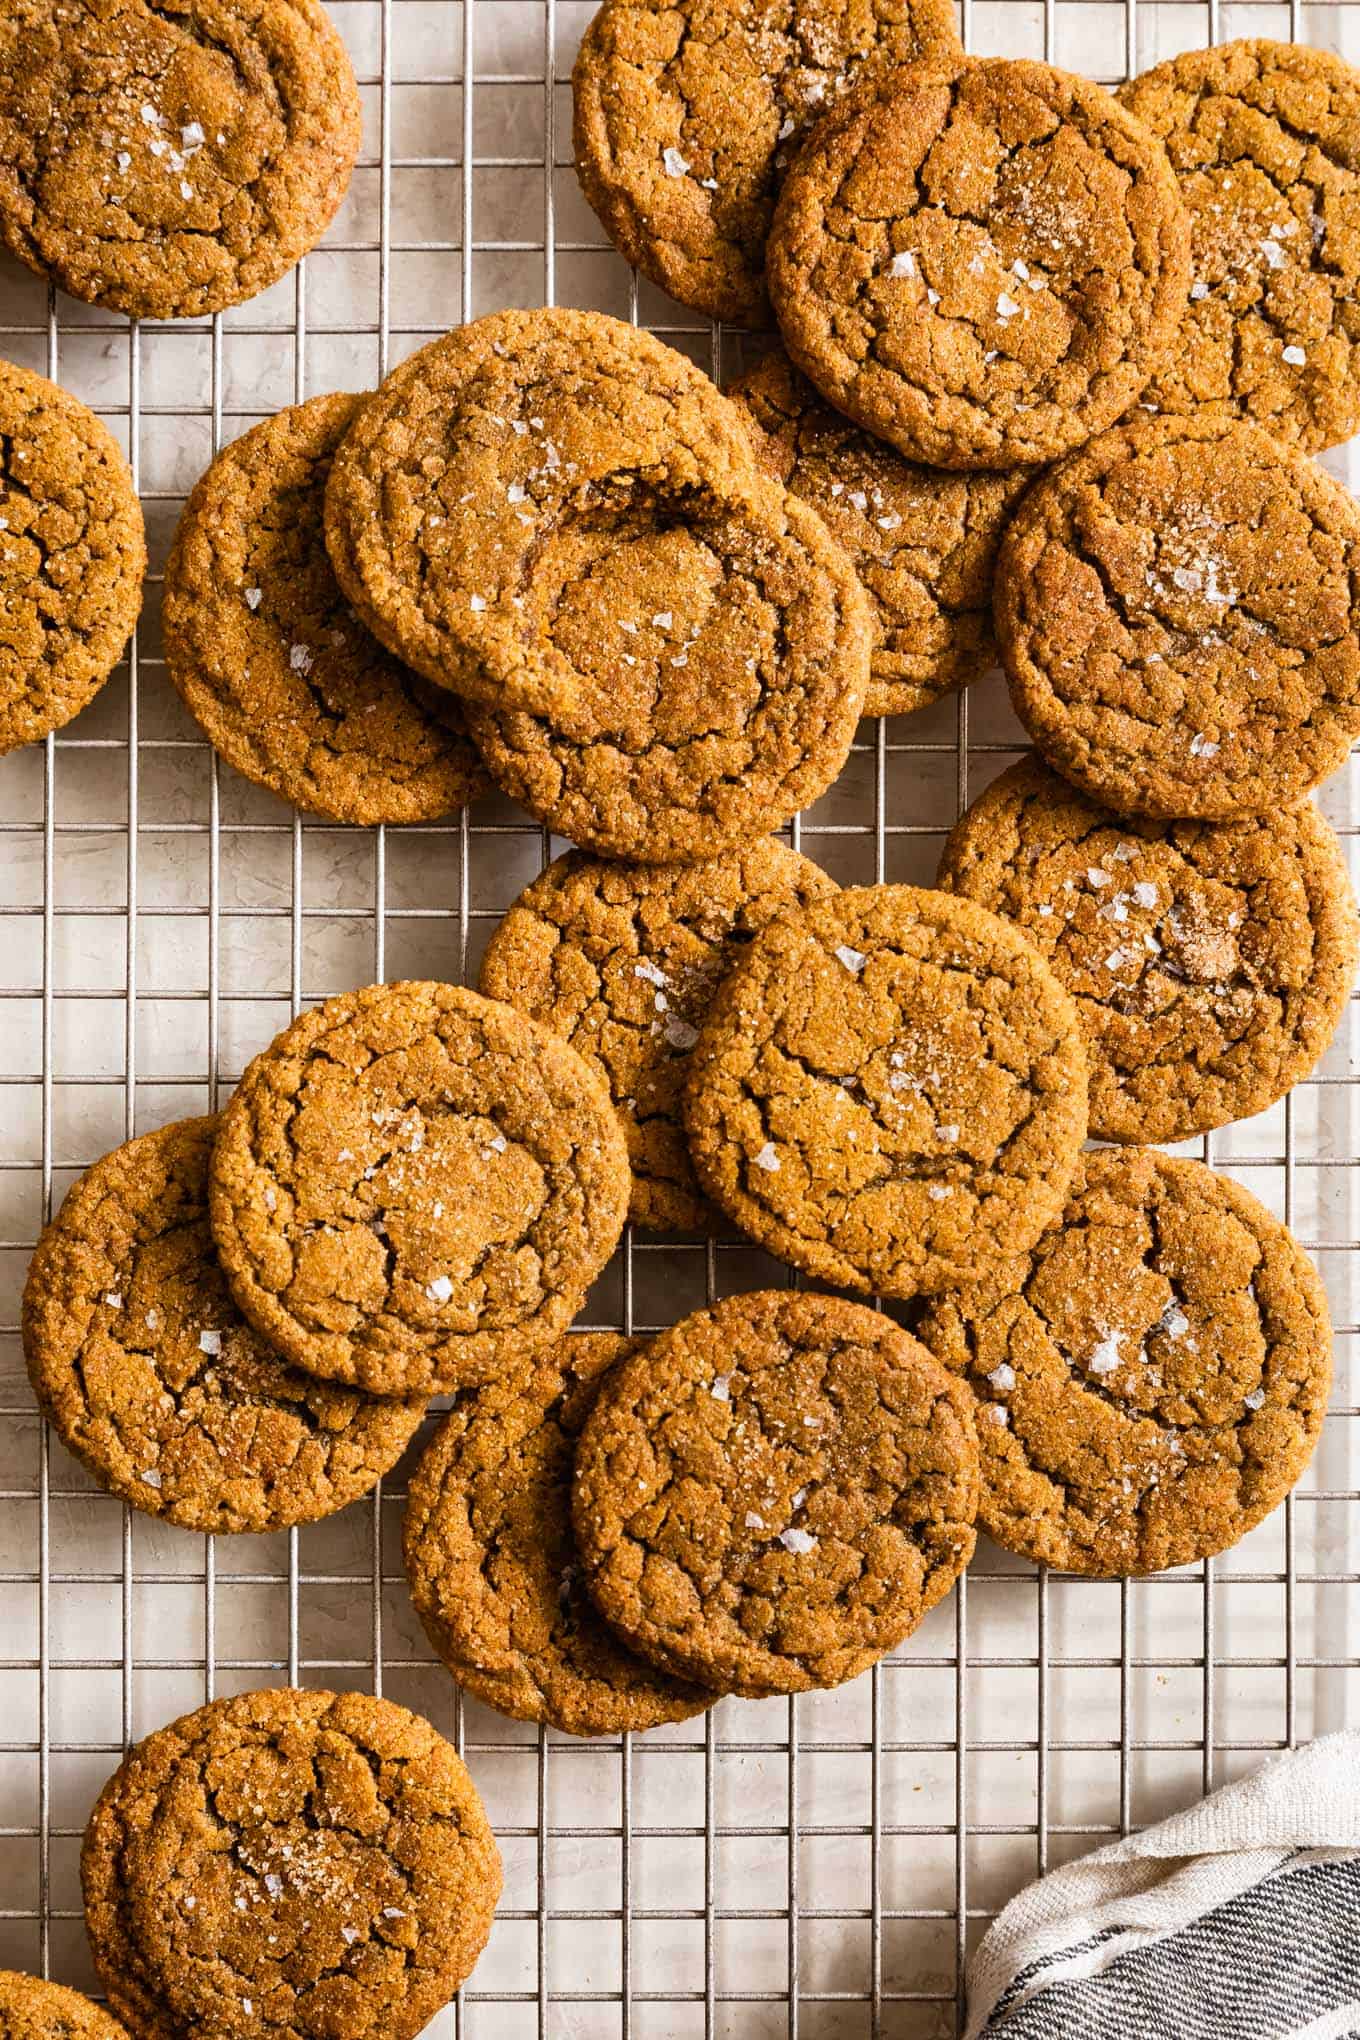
[{"left": 2, "top": 2, "right": 1359, "bottom": 2033}]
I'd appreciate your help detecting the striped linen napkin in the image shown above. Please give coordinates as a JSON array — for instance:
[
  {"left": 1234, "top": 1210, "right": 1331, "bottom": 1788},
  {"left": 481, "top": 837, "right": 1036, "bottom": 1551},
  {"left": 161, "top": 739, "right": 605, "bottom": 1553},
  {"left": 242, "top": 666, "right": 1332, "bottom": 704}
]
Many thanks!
[{"left": 965, "top": 1733, "right": 1360, "bottom": 2039}]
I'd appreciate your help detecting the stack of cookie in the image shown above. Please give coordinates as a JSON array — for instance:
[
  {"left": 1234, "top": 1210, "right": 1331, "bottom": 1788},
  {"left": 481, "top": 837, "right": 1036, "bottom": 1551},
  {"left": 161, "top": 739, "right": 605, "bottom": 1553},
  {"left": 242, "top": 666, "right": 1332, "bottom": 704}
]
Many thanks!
[
  {"left": 404, "top": 1290, "right": 983, "bottom": 1727},
  {"left": 23, "top": 980, "right": 633, "bottom": 1532}
]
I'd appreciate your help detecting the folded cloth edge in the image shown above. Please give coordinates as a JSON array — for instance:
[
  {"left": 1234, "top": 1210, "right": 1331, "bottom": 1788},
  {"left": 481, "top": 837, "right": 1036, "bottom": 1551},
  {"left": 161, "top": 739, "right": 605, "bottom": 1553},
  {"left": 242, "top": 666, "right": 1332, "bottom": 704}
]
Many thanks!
[{"left": 963, "top": 1731, "right": 1360, "bottom": 2039}]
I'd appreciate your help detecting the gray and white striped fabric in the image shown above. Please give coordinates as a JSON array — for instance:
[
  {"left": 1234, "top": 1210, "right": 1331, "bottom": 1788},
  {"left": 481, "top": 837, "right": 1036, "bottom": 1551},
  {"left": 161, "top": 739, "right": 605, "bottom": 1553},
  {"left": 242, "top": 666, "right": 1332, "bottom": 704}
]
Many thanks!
[{"left": 965, "top": 1734, "right": 1360, "bottom": 2040}]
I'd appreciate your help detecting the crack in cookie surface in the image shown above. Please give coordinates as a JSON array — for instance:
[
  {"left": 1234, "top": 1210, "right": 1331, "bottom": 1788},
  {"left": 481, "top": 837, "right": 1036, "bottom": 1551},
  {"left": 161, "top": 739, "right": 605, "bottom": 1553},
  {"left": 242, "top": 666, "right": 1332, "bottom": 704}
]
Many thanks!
[
  {"left": 478, "top": 840, "right": 838, "bottom": 1228},
  {"left": 22, "top": 1116, "right": 426, "bottom": 1535},
  {"left": 1119, "top": 39, "right": 1360, "bottom": 453},
  {"left": 404, "top": 1331, "right": 715, "bottom": 1733},
  {"left": 0, "top": 360, "right": 145, "bottom": 756},
  {"left": 938, "top": 757, "right": 1359, "bottom": 1145},
  {"left": 916, "top": 1147, "right": 1331, "bottom": 1575},
  {"left": 209, "top": 982, "right": 630, "bottom": 1397},
  {"left": 767, "top": 56, "right": 1191, "bottom": 468},
  {"left": 164, "top": 395, "right": 484, "bottom": 827},
  {"left": 683, "top": 884, "right": 1088, "bottom": 1297},
  {"left": 572, "top": 1290, "right": 979, "bottom": 1693},
  {"left": 81, "top": 1689, "right": 501, "bottom": 2040},
  {"left": 995, "top": 413, "right": 1360, "bottom": 817}
]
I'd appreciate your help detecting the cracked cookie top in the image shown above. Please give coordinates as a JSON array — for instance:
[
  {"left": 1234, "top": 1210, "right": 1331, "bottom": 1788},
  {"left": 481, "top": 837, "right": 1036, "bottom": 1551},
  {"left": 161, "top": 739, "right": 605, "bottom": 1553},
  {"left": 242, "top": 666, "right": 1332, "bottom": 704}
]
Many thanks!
[
  {"left": 462, "top": 481, "right": 871, "bottom": 864},
  {"left": 572, "top": 1290, "right": 979, "bottom": 1694},
  {"left": 917, "top": 1147, "right": 1332, "bottom": 1576},
  {"left": 571, "top": 0, "right": 959, "bottom": 326},
  {"left": 209, "top": 982, "right": 631, "bottom": 1398},
  {"left": 726, "top": 345, "right": 1030, "bottom": 716},
  {"left": 164, "top": 395, "right": 485, "bottom": 827},
  {"left": 404, "top": 1332, "right": 715, "bottom": 1734},
  {"left": 0, "top": 0, "right": 361, "bottom": 321},
  {"left": 324, "top": 309, "right": 771, "bottom": 722},
  {"left": 683, "top": 884, "right": 1089, "bottom": 1298},
  {"left": 82, "top": 1689, "right": 502, "bottom": 2040},
  {"left": 996, "top": 413, "right": 1360, "bottom": 818},
  {"left": 0, "top": 1972, "right": 132, "bottom": 2040},
  {"left": 938, "top": 757, "right": 1359, "bottom": 1147},
  {"left": 23, "top": 1116, "right": 426, "bottom": 1535},
  {"left": 478, "top": 840, "right": 837, "bottom": 1230},
  {"left": 1119, "top": 40, "right": 1360, "bottom": 454},
  {"left": 767, "top": 56, "right": 1191, "bottom": 469},
  {"left": 0, "top": 360, "right": 145, "bottom": 757}
]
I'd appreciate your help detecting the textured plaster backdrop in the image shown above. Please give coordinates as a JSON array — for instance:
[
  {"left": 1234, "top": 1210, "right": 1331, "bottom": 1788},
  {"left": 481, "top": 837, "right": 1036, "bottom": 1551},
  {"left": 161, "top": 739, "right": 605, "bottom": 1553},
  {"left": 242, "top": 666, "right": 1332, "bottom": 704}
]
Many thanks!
[{"left": 2, "top": 2, "right": 1360, "bottom": 2035}]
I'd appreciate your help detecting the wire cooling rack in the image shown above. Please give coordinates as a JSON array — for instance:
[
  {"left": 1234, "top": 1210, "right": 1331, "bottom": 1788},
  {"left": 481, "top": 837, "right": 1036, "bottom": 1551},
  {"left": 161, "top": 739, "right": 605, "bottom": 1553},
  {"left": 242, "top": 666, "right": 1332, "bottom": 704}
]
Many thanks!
[{"left": 2, "top": 1, "right": 1360, "bottom": 2034}]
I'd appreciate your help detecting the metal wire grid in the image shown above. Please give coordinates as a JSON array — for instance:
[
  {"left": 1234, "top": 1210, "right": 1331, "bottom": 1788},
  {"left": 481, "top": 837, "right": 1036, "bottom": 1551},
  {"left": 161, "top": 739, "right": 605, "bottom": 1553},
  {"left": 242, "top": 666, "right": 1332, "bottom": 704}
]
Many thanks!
[{"left": 0, "top": 0, "right": 1358, "bottom": 2034}]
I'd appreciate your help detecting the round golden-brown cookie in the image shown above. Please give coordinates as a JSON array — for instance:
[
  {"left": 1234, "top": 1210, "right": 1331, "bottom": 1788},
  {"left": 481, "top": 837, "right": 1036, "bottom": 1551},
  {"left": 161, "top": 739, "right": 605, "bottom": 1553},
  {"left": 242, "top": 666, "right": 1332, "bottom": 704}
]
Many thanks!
[
  {"left": 22, "top": 1116, "right": 426, "bottom": 1535},
  {"left": 324, "top": 308, "right": 770, "bottom": 721},
  {"left": 209, "top": 981, "right": 630, "bottom": 1398},
  {"left": 0, "top": 1972, "right": 131, "bottom": 2040},
  {"left": 0, "top": 0, "right": 361, "bottom": 321},
  {"left": 81, "top": 1689, "right": 502, "bottom": 2040},
  {"left": 0, "top": 360, "right": 145, "bottom": 756},
  {"left": 572, "top": 1290, "right": 979, "bottom": 1694},
  {"left": 996, "top": 413, "right": 1360, "bottom": 818},
  {"left": 726, "top": 346, "right": 1029, "bottom": 717},
  {"left": 937, "top": 757, "right": 1360, "bottom": 1147},
  {"left": 1119, "top": 40, "right": 1360, "bottom": 455},
  {"left": 462, "top": 477, "right": 870, "bottom": 863},
  {"left": 767, "top": 55, "right": 1191, "bottom": 471},
  {"left": 404, "top": 1331, "right": 716, "bottom": 1734},
  {"left": 917, "top": 1147, "right": 1332, "bottom": 1576},
  {"left": 163, "top": 395, "right": 485, "bottom": 827},
  {"left": 683, "top": 884, "right": 1089, "bottom": 1299},
  {"left": 478, "top": 839, "right": 837, "bottom": 1229},
  {"left": 571, "top": 0, "right": 960, "bottom": 325}
]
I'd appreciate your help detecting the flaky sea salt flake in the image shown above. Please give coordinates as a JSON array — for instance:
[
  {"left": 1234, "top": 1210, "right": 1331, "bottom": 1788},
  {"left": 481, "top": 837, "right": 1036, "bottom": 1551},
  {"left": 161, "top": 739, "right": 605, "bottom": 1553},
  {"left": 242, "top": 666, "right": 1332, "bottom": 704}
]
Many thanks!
[{"left": 1087, "top": 1330, "right": 1123, "bottom": 1375}]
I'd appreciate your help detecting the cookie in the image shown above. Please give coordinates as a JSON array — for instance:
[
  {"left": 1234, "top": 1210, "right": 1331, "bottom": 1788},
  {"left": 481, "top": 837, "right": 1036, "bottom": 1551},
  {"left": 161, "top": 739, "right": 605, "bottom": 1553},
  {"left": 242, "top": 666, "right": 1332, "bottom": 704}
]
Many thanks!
[
  {"left": 766, "top": 56, "right": 1191, "bottom": 470},
  {"left": 478, "top": 840, "right": 837, "bottom": 1229},
  {"left": 916, "top": 1147, "right": 1332, "bottom": 1576},
  {"left": 22, "top": 1116, "right": 425, "bottom": 1535},
  {"left": 683, "top": 884, "right": 1089, "bottom": 1299},
  {"left": 209, "top": 981, "right": 630, "bottom": 1398},
  {"left": 82, "top": 1688, "right": 501, "bottom": 2040},
  {"left": 571, "top": 0, "right": 959, "bottom": 326},
  {"left": 572, "top": 1290, "right": 979, "bottom": 1694},
  {"left": 462, "top": 478, "right": 870, "bottom": 863},
  {"left": 1119, "top": 40, "right": 1360, "bottom": 454},
  {"left": 0, "top": 0, "right": 361, "bottom": 321},
  {"left": 163, "top": 395, "right": 485, "bottom": 828},
  {"left": 938, "top": 757, "right": 1360, "bottom": 1147},
  {"left": 324, "top": 308, "right": 770, "bottom": 720},
  {"left": 0, "top": 360, "right": 145, "bottom": 756},
  {"left": 726, "top": 346, "right": 1029, "bottom": 717},
  {"left": 995, "top": 413, "right": 1360, "bottom": 819},
  {"left": 404, "top": 1331, "right": 715, "bottom": 1734},
  {"left": 0, "top": 1972, "right": 131, "bottom": 2040}
]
